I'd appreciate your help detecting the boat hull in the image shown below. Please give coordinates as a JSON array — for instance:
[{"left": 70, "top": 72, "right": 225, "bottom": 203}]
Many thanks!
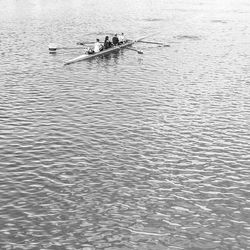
[{"left": 64, "top": 41, "right": 134, "bottom": 65}]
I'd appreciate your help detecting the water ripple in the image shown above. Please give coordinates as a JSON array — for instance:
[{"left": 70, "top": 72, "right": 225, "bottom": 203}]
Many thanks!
[{"left": 1, "top": 0, "right": 250, "bottom": 249}]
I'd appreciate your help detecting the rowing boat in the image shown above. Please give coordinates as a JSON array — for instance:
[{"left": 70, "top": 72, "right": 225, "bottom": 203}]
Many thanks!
[
  {"left": 64, "top": 40, "right": 137, "bottom": 65},
  {"left": 64, "top": 34, "right": 153, "bottom": 65}
]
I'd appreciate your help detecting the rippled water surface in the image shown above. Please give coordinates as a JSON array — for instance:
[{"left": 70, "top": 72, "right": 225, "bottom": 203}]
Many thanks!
[{"left": 0, "top": 0, "right": 250, "bottom": 249}]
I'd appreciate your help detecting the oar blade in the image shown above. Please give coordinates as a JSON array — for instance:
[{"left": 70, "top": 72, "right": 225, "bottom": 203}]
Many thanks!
[
  {"left": 126, "top": 47, "right": 143, "bottom": 54},
  {"left": 48, "top": 43, "right": 58, "bottom": 52},
  {"left": 139, "top": 41, "right": 170, "bottom": 47}
]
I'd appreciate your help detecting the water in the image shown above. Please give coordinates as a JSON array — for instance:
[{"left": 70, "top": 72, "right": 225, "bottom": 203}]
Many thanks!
[{"left": 0, "top": 0, "right": 249, "bottom": 249}]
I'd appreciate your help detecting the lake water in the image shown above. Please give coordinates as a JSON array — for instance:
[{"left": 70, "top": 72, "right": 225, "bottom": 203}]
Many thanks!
[{"left": 0, "top": 0, "right": 249, "bottom": 249}]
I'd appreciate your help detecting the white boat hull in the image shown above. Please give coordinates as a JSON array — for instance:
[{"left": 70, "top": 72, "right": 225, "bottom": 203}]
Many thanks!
[{"left": 64, "top": 41, "right": 134, "bottom": 65}]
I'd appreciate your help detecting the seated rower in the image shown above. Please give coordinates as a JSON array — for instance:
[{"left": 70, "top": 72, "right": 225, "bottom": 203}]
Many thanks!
[
  {"left": 112, "top": 34, "right": 119, "bottom": 46},
  {"left": 86, "top": 38, "right": 103, "bottom": 54},
  {"left": 118, "top": 33, "right": 126, "bottom": 44},
  {"left": 94, "top": 38, "right": 103, "bottom": 53},
  {"left": 104, "top": 36, "right": 112, "bottom": 49}
]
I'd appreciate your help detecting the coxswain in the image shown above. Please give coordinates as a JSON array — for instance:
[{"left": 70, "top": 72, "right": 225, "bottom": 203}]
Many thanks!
[
  {"left": 104, "top": 36, "right": 112, "bottom": 49},
  {"left": 112, "top": 34, "right": 119, "bottom": 46},
  {"left": 86, "top": 47, "right": 94, "bottom": 54}
]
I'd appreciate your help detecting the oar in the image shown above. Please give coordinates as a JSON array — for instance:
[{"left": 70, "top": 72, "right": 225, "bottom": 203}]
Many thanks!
[
  {"left": 76, "top": 42, "right": 95, "bottom": 45},
  {"left": 48, "top": 43, "right": 87, "bottom": 52},
  {"left": 138, "top": 41, "right": 170, "bottom": 47},
  {"left": 126, "top": 47, "right": 143, "bottom": 54},
  {"left": 77, "top": 41, "right": 104, "bottom": 45},
  {"left": 134, "top": 32, "right": 160, "bottom": 43}
]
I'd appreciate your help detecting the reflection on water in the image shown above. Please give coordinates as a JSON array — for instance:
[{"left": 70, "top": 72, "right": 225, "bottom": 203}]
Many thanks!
[{"left": 0, "top": 0, "right": 250, "bottom": 249}]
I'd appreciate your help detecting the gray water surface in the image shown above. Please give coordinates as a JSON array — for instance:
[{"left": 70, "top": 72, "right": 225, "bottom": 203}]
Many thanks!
[{"left": 0, "top": 0, "right": 249, "bottom": 249}]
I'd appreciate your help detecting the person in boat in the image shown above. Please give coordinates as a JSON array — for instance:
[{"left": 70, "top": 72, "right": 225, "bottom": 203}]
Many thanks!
[
  {"left": 104, "top": 36, "right": 112, "bottom": 49},
  {"left": 94, "top": 38, "right": 103, "bottom": 52},
  {"left": 86, "top": 47, "right": 94, "bottom": 54},
  {"left": 118, "top": 33, "right": 126, "bottom": 44},
  {"left": 86, "top": 38, "right": 103, "bottom": 54},
  {"left": 112, "top": 34, "right": 119, "bottom": 46}
]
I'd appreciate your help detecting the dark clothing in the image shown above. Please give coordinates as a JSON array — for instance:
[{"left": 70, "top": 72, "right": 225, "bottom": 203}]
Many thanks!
[
  {"left": 112, "top": 36, "right": 119, "bottom": 46},
  {"left": 104, "top": 40, "right": 112, "bottom": 49},
  {"left": 87, "top": 49, "right": 94, "bottom": 54}
]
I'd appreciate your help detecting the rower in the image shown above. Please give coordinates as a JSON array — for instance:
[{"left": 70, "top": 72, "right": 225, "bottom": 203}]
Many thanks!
[
  {"left": 112, "top": 34, "right": 119, "bottom": 46},
  {"left": 104, "top": 36, "right": 112, "bottom": 49},
  {"left": 118, "top": 33, "right": 126, "bottom": 44},
  {"left": 94, "top": 38, "right": 103, "bottom": 53}
]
